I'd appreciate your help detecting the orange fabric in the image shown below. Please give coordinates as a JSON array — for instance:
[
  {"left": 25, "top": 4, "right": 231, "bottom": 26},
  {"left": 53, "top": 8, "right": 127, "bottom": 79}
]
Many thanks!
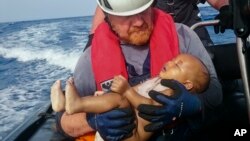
[
  {"left": 75, "top": 132, "right": 96, "bottom": 141},
  {"left": 92, "top": 8, "right": 179, "bottom": 90}
]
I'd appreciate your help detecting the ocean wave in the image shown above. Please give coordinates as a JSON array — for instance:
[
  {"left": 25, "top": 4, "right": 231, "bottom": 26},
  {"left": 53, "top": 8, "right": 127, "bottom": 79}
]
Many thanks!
[{"left": 0, "top": 46, "right": 80, "bottom": 72}]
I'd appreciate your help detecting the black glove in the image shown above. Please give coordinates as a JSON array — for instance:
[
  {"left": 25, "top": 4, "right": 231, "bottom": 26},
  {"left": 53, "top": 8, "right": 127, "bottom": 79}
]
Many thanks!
[
  {"left": 137, "top": 79, "right": 201, "bottom": 132},
  {"left": 214, "top": 5, "right": 233, "bottom": 34},
  {"left": 87, "top": 108, "right": 136, "bottom": 141}
]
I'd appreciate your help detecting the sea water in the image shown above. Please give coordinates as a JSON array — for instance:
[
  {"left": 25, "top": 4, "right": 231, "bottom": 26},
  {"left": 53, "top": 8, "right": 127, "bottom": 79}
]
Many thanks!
[{"left": 0, "top": 6, "right": 235, "bottom": 139}]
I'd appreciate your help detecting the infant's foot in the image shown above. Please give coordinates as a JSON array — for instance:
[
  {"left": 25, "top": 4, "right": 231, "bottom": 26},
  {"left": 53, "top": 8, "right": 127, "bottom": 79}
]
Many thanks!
[
  {"left": 65, "top": 77, "right": 80, "bottom": 114},
  {"left": 50, "top": 80, "right": 65, "bottom": 112}
]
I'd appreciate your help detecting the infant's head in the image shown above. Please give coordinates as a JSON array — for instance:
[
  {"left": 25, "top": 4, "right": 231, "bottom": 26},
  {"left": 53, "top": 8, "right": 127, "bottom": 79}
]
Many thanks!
[{"left": 159, "top": 54, "right": 209, "bottom": 93}]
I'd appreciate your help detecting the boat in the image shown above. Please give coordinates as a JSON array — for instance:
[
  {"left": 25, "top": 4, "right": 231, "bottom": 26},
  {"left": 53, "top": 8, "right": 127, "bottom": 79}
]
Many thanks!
[{"left": 3, "top": 1, "right": 250, "bottom": 141}]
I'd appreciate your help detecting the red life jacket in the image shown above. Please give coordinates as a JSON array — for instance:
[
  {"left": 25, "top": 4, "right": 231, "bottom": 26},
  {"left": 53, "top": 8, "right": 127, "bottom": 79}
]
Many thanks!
[{"left": 91, "top": 8, "right": 179, "bottom": 90}]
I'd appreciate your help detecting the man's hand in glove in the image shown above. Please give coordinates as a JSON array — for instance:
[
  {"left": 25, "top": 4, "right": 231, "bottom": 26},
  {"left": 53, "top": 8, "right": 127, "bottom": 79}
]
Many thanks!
[
  {"left": 87, "top": 108, "right": 136, "bottom": 141},
  {"left": 137, "top": 79, "right": 201, "bottom": 132},
  {"left": 214, "top": 5, "right": 233, "bottom": 34}
]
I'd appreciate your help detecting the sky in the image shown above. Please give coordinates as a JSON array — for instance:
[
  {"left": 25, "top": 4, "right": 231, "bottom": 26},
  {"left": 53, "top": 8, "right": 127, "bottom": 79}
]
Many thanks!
[{"left": 0, "top": 0, "right": 97, "bottom": 23}]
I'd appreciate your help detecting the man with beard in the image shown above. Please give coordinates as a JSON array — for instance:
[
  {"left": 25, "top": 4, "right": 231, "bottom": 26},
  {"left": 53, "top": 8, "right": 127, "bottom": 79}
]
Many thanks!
[
  {"left": 53, "top": 0, "right": 222, "bottom": 140},
  {"left": 89, "top": 0, "right": 229, "bottom": 47}
]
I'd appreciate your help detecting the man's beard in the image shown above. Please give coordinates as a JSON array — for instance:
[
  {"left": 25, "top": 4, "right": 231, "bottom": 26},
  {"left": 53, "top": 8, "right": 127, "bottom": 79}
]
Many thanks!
[{"left": 116, "top": 23, "right": 153, "bottom": 46}]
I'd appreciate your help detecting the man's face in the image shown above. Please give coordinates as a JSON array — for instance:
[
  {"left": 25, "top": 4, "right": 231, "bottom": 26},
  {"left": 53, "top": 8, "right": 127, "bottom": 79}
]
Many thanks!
[{"left": 108, "top": 8, "right": 153, "bottom": 46}]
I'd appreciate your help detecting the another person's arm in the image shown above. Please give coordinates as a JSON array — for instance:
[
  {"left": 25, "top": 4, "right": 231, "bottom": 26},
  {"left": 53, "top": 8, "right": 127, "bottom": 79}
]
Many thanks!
[
  {"left": 207, "top": 0, "right": 232, "bottom": 34},
  {"left": 206, "top": 0, "right": 229, "bottom": 10}
]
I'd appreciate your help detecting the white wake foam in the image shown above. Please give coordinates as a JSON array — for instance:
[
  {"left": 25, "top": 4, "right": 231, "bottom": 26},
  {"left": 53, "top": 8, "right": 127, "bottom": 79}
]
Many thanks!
[{"left": 0, "top": 46, "right": 81, "bottom": 72}]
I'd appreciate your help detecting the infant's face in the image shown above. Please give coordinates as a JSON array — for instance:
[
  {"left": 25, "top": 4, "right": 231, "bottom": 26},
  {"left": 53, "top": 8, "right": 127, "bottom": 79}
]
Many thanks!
[
  {"left": 159, "top": 56, "right": 185, "bottom": 82},
  {"left": 159, "top": 55, "right": 192, "bottom": 83}
]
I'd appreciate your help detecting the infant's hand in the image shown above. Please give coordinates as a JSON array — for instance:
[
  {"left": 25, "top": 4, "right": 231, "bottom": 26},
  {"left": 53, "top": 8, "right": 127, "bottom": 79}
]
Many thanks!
[{"left": 111, "top": 75, "right": 130, "bottom": 94}]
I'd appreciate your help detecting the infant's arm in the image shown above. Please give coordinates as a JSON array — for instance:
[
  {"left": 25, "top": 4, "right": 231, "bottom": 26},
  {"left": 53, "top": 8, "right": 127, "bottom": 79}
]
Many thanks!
[
  {"left": 111, "top": 75, "right": 153, "bottom": 108},
  {"left": 124, "top": 87, "right": 154, "bottom": 108}
]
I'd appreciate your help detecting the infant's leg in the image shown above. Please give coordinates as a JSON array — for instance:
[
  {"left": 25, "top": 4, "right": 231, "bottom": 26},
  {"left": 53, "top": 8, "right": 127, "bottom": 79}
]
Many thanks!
[
  {"left": 50, "top": 80, "right": 65, "bottom": 112},
  {"left": 65, "top": 77, "right": 81, "bottom": 114}
]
